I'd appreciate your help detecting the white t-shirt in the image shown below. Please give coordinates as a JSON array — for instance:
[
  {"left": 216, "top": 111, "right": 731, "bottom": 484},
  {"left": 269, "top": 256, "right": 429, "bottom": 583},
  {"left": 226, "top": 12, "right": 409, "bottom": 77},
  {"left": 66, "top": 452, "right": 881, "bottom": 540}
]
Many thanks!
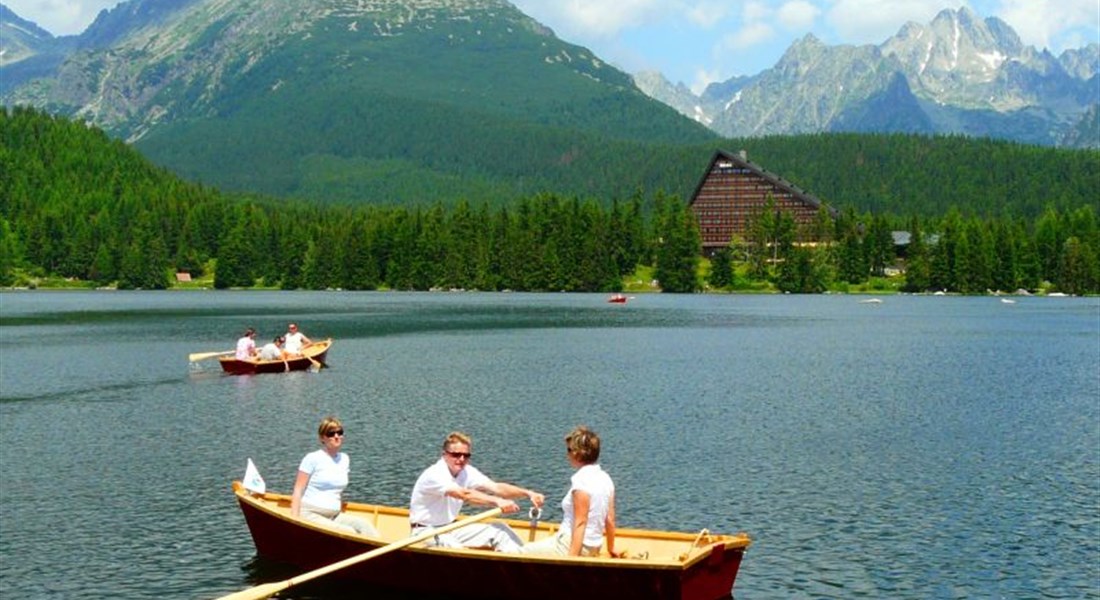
[
  {"left": 298, "top": 449, "right": 350, "bottom": 512},
  {"left": 409, "top": 458, "right": 493, "bottom": 526},
  {"left": 258, "top": 343, "right": 282, "bottom": 360},
  {"left": 285, "top": 331, "right": 307, "bottom": 353},
  {"left": 561, "top": 464, "right": 614, "bottom": 548}
]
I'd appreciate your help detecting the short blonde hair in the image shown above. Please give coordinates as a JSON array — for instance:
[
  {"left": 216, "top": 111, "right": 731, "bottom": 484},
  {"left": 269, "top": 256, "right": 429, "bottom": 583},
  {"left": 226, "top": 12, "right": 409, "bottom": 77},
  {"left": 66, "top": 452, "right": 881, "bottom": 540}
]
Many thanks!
[
  {"left": 565, "top": 426, "right": 600, "bottom": 464},
  {"left": 318, "top": 416, "right": 343, "bottom": 438},
  {"left": 442, "top": 431, "right": 472, "bottom": 452}
]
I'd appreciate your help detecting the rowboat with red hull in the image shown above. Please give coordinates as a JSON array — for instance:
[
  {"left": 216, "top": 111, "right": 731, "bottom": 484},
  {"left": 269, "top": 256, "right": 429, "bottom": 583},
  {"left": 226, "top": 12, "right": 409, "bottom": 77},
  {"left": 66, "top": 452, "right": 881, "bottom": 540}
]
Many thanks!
[
  {"left": 231, "top": 481, "right": 751, "bottom": 600},
  {"left": 218, "top": 339, "right": 332, "bottom": 375}
]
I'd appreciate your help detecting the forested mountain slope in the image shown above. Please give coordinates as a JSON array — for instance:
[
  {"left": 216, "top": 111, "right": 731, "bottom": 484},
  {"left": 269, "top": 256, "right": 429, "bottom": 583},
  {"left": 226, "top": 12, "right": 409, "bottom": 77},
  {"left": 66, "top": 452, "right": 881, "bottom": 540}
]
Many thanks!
[
  {"left": 726, "top": 134, "right": 1099, "bottom": 218},
  {"left": 2, "top": 108, "right": 1096, "bottom": 294},
  {"left": 1, "top": 0, "right": 716, "bottom": 204}
]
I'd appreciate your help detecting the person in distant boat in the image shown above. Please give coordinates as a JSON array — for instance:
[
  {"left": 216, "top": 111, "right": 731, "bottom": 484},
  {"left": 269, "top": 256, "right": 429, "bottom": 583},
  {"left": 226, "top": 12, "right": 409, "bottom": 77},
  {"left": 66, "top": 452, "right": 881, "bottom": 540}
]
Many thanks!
[
  {"left": 521, "top": 425, "right": 623, "bottom": 558},
  {"left": 258, "top": 336, "right": 287, "bottom": 360},
  {"left": 235, "top": 327, "right": 258, "bottom": 360},
  {"left": 283, "top": 323, "right": 313, "bottom": 356},
  {"left": 409, "top": 431, "right": 544, "bottom": 552},
  {"left": 291, "top": 416, "right": 378, "bottom": 537},
  {"left": 258, "top": 335, "right": 289, "bottom": 369}
]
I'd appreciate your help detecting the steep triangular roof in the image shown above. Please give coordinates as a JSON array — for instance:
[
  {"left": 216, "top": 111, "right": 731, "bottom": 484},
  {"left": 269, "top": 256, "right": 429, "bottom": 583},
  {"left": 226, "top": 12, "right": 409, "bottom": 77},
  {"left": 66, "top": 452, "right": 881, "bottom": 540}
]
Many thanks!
[{"left": 688, "top": 149, "right": 833, "bottom": 216}]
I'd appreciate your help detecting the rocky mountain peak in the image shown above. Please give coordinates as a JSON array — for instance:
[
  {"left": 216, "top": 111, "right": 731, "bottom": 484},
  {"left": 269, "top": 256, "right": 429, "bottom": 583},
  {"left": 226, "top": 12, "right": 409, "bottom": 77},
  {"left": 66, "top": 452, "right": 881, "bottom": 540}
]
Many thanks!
[
  {"left": 630, "top": 6, "right": 1095, "bottom": 147},
  {"left": 0, "top": 4, "right": 55, "bottom": 67},
  {"left": 888, "top": 7, "right": 1019, "bottom": 73},
  {"left": 881, "top": 6, "right": 1033, "bottom": 108}
]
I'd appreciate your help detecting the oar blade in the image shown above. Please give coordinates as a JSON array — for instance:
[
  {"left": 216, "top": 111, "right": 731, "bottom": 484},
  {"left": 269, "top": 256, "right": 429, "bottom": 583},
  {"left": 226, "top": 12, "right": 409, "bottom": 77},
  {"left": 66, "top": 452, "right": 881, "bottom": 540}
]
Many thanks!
[
  {"left": 213, "top": 581, "right": 288, "bottom": 600},
  {"left": 189, "top": 350, "right": 233, "bottom": 362}
]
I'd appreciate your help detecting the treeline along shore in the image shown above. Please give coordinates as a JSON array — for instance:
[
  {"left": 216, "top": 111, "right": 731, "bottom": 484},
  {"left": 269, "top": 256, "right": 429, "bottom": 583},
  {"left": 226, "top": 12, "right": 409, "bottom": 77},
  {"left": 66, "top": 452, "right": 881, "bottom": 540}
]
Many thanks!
[{"left": 2, "top": 107, "right": 1098, "bottom": 294}]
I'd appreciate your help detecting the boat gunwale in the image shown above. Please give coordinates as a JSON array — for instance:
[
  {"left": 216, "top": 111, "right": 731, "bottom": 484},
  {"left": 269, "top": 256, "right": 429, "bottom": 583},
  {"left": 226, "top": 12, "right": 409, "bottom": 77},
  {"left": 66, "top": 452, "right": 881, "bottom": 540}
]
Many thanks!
[{"left": 232, "top": 482, "right": 750, "bottom": 571}]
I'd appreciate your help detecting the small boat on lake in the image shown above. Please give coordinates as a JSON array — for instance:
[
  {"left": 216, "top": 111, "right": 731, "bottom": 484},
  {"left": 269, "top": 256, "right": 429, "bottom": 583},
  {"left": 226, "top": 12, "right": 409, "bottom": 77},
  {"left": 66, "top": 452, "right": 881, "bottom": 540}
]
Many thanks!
[
  {"left": 608, "top": 293, "right": 628, "bottom": 303},
  {"left": 231, "top": 481, "right": 751, "bottom": 600},
  {"left": 218, "top": 339, "right": 332, "bottom": 375}
]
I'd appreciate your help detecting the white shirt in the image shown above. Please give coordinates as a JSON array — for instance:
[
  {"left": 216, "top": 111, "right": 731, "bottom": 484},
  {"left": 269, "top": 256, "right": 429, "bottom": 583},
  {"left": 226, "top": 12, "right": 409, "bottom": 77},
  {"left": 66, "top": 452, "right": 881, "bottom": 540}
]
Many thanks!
[
  {"left": 561, "top": 464, "right": 614, "bottom": 548},
  {"left": 409, "top": 458, "right": 493, "bottom": 526},
  {"left": 258, "top": 343, "right": 282, "bottom": 360},
  {"left": 298, "top": 449, "right": 350, "bottom": 512},
  {"left": 285, "top": 331, "right": 307, "bottom": 353}
]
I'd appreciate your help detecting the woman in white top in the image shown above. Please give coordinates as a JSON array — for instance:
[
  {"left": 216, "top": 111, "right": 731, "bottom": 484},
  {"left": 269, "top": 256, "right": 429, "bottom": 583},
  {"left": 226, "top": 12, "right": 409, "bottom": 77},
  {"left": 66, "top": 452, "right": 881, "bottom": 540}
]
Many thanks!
[
  {"left": 523, "top": 426, "right": 623, "bottom": 557},
  {"left": 234, "top": 327, "right": 257, "bottom": 360},
  {"left": 290, "top": 416, "right": 378, "bottom": 536}
]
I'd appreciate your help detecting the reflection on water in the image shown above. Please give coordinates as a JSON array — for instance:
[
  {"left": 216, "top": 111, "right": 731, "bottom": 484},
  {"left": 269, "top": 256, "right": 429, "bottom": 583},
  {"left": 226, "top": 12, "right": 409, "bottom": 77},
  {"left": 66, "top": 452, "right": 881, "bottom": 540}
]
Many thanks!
[{"left": 1, "top": 291, "right": 1097, "bottom": 599}]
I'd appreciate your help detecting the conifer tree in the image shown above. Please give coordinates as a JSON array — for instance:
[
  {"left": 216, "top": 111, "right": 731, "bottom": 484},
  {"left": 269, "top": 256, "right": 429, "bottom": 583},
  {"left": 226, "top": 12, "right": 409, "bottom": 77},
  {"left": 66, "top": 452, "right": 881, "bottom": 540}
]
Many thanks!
[
  {"left": 214, "top": 222, "right": 255, "bottom": 289},
  {"left": 0, "top": 219, "right": 20, "bottom": 286},
  {"left": 708, "top": 247, "right": 733, "bottom": 289},
  {"left": 654, "top": 197, "right": 700, "bottom": 293},
  {"left": 902, "top": 216, "right": 931, "bottom": 292}
]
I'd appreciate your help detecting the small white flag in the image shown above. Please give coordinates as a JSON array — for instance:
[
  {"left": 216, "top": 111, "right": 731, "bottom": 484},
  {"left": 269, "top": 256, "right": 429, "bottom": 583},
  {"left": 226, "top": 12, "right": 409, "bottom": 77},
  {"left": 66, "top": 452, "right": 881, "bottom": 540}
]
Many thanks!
[{"left": 243, "top": 457, "right": 266, "bottom": 494}]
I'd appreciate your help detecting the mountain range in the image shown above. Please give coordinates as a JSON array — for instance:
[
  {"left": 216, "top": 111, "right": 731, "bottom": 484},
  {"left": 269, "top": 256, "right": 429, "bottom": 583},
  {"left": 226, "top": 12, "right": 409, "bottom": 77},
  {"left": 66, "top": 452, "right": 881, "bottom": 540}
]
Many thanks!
[
  {"left": 635, "top": 7, "right": 1099, "bottom": 148},
  {"left": 1, "top": 0, "right": 723, "bottom": 203},
  {"left": 0, "top": 1, "right": 1097, "bottom": 207}
]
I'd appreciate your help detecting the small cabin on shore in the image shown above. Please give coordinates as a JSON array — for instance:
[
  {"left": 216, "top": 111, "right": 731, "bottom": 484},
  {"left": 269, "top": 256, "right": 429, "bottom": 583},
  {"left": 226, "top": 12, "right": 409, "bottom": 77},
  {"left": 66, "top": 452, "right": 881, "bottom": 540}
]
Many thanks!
[{"left": 688, "top": 149, "right": 834, "bottom": 254}]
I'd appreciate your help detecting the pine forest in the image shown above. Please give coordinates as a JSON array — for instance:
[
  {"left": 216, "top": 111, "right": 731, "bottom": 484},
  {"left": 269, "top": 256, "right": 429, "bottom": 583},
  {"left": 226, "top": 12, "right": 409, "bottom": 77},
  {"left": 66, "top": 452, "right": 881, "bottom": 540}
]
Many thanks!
[{"left": 1, "top": 107, "right": 1098, "bottom": 295}]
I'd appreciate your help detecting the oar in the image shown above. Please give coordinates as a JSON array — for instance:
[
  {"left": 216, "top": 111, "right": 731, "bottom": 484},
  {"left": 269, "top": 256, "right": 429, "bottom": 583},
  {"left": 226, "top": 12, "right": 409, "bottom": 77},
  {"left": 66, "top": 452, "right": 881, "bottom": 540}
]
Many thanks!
[
  {"left": 301, "top": 341, "right": 326, "bottom": 371},
  {"left": 305, "top": 354, "right": 322, "bottom": 372},
  {"left": 189, "top": 350, "right": 234, "bottom": 362},
  {"left": 214, "top": 507, "right": 504, "bottom": 600}
]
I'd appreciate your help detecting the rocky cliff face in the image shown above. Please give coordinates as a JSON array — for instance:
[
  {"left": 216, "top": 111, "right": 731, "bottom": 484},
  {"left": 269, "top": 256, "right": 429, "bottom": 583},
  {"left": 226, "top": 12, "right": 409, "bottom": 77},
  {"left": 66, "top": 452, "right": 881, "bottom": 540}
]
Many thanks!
[
  {"left": 634, "top": 7, "right": 1099, "bottom": 147},
  {"left": 1, "top": 0, "right": 559, "bottom": 141},
  {"left": 1, "top": 0, "right": 713, "bottom": 202},
  {"left": 4, "top": 2, "right": 1096, "bottom": 148}
]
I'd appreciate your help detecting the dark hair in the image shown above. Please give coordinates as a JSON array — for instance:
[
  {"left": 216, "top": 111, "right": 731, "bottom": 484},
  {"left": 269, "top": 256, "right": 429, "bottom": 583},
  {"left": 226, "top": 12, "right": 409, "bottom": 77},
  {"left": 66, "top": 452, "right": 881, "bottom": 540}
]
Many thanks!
[{"left": 245, "top": 327, "right": 256, "bottom": 336}]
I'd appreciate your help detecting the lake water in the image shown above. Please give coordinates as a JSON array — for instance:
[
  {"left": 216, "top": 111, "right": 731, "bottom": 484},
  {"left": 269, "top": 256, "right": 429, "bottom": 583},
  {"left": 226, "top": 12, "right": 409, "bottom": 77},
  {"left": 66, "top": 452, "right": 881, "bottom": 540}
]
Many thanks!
[{"left": 1, "top": 291, "right": 1097, "bottom": 599}]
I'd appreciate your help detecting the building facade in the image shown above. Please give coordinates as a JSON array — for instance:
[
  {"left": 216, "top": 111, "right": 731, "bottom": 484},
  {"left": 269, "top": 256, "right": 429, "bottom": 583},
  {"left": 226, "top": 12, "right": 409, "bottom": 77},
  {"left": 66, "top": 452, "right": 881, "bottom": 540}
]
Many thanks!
[{"left": 689, "top": 149, "right": 834, "bottom": 253}]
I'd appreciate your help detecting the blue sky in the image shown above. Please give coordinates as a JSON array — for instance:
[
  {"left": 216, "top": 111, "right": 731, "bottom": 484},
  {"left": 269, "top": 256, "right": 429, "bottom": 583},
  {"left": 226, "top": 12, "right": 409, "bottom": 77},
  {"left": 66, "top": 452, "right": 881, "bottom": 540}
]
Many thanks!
[{"left": 6, "top": 0, "right": 1098, "bottom": 93}]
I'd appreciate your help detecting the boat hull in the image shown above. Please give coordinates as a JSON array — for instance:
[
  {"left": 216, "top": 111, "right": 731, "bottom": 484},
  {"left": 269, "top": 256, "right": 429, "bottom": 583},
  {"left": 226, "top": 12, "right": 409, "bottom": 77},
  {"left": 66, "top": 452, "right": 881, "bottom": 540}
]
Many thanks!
[
  {"left": 219, "top": 339, "right": 332, "bottom": 374},
  {"left": 233, "top": 483, "right": 748, "bottom": 600}
]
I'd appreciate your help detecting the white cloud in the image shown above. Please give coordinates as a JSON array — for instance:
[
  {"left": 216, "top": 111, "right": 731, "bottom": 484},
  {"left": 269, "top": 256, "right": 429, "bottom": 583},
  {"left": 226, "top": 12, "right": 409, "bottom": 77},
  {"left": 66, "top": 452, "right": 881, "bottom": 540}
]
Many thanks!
[
  {"left": 742, "top": 1, "right": 774, "bottom": 23},
  {"left": 824, "top": 0, "right": 946, "bottom": 43},
  {"left": 996, "top": 0, "right": 1099, "bottom": 52},
  {"left": 3, "top": 0, "right": 113, "bottom": 36},
  {"left": 514, "top": 0, "right": 667, "bottom": 38},
  {"left": 777, "top": 0, "right": 822, "bottom": 31},
  {"left": 514, "top": 0, "right": 747, "bottom": 37},
  {"left": 685, "top": 1, "right": 732, "bottom": 29},
  {"left": 691, "top": 66, "right": 727, "bottom": 95},
  {"left": 719, "top": 21, "right": 776, "bottom": 51}
]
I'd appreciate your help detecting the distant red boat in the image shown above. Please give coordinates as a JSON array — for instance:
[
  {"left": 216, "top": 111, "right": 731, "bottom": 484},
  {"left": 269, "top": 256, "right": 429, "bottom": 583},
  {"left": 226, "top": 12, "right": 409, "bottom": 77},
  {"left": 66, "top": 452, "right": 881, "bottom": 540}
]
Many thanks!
[
  {"left": 608, "top": 294, "right": 628, "bottom": 303},
  {"left": 218, "top": 339, "right": 332, "bottom": 375}
]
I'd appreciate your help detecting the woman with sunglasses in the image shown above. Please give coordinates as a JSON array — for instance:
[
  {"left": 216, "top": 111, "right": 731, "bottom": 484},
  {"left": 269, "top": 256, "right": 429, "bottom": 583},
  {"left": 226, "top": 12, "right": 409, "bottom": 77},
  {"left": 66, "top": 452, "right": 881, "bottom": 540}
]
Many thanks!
[
  {"left": 522, "top": 426, "right": 624, "bottom": 557},
  {"left": 290, "top": 416, "right": 378, "bottom": 536}
]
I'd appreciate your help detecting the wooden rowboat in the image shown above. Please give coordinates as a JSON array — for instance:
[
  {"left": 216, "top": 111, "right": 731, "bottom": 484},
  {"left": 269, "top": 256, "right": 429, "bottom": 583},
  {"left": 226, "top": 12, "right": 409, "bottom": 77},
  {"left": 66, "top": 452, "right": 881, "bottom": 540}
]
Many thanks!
[
  {"left": 231, "top": 481, "right": 750, "bottom": 600},
  {"left": 218, "top": 339, "right": 332, "bottom": 375}
]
